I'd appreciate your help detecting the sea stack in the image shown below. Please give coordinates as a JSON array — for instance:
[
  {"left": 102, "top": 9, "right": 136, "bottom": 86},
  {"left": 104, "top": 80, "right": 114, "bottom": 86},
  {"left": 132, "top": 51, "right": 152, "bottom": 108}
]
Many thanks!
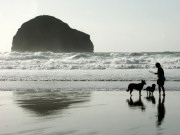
[{"left": 11, "top": 15, "right": 94, "bottom": 52}]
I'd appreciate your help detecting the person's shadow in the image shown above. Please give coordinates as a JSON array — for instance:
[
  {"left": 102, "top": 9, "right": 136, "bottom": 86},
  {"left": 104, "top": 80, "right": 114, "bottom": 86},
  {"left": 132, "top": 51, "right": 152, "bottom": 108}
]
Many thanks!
[
  {"left": 126, "top": 96, "right": 145, "bottom": 112},
  {"left": 157, "top": 96, "right": 165, "bottom": 126}
]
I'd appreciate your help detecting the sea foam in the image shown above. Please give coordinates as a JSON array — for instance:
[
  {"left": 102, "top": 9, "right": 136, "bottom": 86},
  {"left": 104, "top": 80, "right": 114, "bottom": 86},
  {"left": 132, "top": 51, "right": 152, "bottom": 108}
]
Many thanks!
[{"left": 0, "top": 52, "right": 180, "bottom": 70}]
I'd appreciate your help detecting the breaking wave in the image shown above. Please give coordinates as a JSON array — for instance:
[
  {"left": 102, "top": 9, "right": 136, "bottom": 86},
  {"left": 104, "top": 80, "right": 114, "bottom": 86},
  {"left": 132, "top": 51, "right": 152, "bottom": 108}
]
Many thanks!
[{"left": 0, "top": 51, "right": 180, "bottom": 70}]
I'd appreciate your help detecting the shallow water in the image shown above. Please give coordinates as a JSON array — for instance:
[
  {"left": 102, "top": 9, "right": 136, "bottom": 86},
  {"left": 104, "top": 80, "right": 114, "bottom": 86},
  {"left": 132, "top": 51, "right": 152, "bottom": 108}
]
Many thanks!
[{"left": 1, "top": 91, "right": 180, "bottom": 135}]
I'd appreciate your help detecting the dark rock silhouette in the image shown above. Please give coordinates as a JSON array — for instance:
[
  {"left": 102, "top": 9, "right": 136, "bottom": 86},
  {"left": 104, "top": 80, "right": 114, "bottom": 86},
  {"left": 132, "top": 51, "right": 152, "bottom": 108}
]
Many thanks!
[{"left": 11, "top": 15, "right": 94, "bottom": 52}]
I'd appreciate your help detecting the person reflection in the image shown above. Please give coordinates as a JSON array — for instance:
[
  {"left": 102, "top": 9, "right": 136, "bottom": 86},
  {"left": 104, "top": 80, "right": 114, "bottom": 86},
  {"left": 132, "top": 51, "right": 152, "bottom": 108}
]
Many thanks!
[
  {"left": 126, "top": 96, "right": 145, "bottom": 111},
  {"left": 157, "top": 95, "right": 165, "bottom": 126}
]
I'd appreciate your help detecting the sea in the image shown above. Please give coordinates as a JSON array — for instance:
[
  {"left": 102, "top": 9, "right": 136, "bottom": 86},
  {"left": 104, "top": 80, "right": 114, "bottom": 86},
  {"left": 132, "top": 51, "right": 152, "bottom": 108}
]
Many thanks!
[{"left": 0, "top": 51, "right": 180, "bottom": 91}]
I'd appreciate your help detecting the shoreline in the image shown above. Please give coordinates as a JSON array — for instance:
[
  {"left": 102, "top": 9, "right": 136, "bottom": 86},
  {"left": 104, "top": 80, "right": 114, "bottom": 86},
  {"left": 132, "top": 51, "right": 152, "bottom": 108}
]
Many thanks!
[{"left": 0, "top": 80, "right": 180, "bottom": 91}]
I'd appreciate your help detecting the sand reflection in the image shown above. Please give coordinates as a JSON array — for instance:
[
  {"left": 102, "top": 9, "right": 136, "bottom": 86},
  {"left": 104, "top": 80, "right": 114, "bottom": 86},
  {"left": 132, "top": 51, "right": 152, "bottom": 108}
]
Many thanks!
[{"left": 14, "top": 91, "right": 91, "bottom": 116}]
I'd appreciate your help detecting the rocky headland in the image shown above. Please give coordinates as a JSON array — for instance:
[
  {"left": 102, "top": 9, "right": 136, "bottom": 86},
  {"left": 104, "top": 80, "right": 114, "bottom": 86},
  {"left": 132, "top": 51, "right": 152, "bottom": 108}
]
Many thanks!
[{"left": 11, "top": 15, "right": 94, "bottom": 52}]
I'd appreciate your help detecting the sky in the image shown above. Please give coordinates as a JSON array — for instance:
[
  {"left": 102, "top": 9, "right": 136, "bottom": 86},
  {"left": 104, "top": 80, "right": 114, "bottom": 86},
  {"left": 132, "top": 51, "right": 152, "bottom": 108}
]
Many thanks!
[{"left": 0, "top": 0, "right": 180, "bottom": 52}]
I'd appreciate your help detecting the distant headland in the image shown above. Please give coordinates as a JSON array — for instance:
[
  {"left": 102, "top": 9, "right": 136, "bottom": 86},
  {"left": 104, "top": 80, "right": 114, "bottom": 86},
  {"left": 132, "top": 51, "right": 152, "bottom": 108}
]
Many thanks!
[{"left": 11, "top": 15, "right": 94, "bottom": 53}]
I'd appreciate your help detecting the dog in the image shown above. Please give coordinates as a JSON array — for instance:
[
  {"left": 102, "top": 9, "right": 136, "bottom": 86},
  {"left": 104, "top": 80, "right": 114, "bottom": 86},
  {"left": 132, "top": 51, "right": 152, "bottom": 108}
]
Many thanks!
[
  {"left": 144, "top": 84, "right": 156, "bottom": 96},
  {"left": 126, "top": 80, "right": 146, "bottom": 96}
]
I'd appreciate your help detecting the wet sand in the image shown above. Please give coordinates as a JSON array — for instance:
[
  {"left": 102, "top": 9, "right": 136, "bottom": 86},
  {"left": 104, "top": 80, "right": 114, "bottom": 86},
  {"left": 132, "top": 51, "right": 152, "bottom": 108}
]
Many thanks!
[{"left": 1, "top": 90, "right": 180, "bottom": 135}]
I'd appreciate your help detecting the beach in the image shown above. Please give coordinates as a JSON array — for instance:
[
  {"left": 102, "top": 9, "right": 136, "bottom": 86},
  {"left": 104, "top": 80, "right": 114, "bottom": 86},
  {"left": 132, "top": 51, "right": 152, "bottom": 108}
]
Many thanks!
[
  {"left": 1, "top": 89, "right": 180, "bottom": 135},
  {"left": 1, "top": 52, "right": 180, "bottom": 135}
]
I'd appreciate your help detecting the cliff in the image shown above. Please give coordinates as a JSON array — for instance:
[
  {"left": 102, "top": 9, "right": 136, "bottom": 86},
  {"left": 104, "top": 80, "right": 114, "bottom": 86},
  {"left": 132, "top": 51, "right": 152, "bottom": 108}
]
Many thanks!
[{"left": 11, "top": 15, "right": 94, "bottom": 52}]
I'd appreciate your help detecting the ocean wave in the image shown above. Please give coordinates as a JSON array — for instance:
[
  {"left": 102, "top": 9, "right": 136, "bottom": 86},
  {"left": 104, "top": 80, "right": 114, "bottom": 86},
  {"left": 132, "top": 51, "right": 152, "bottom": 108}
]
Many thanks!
[{"left": 0, "top": 52, "right": 180, "bottom": 70}]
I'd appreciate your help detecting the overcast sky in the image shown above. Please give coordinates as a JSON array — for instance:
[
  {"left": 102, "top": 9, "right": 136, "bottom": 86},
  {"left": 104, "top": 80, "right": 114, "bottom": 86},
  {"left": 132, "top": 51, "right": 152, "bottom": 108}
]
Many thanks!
[{"left": 0, "top": 0, "right": 180, "bottom": 52}]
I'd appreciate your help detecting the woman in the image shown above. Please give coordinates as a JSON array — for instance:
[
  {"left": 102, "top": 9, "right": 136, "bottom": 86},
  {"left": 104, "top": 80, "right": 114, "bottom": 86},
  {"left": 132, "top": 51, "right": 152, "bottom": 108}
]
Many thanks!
[{"left": 155, "top": 62, "right": 166, "bottom": 96}]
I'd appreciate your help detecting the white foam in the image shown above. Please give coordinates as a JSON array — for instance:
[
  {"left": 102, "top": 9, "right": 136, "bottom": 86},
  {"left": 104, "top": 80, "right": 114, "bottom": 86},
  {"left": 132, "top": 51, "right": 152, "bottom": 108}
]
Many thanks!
[{"left": 0, "top": 52, "right": 180, "bottom": 70}]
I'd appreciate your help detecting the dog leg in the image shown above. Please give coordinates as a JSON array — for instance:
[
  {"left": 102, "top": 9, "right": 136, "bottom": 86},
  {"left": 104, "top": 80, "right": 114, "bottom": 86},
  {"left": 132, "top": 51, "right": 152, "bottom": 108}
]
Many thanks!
[
  {"left": 139, "top": 91, "right": 142, "bottom": 97},
  {"left": 130, "top": 90, "right": 133, "bottom": 96}
]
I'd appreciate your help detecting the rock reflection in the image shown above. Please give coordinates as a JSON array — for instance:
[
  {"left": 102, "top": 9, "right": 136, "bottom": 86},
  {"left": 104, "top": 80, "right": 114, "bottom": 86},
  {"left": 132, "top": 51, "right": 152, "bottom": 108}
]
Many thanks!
[
  {"left": 126, "top": 96, "right": 145, "bottom": 111},
  {"left": 14, "top": 91, "right": 91, "bottom": 116},
  {"left": 157, "top": 96, "right": 165, "bottom": 126}
]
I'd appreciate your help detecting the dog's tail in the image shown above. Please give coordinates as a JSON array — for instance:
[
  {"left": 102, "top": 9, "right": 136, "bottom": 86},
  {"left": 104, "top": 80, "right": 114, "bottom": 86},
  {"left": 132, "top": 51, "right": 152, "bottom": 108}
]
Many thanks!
[{"left": 126, "top": 89, "right": 130, "bottom": 92}]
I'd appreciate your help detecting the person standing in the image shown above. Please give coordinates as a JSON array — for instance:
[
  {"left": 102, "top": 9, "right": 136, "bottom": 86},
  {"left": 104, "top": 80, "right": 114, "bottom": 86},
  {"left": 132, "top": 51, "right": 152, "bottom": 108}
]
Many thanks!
[{"left": 155, "top": 62, "right": 166, "bottom": 96}]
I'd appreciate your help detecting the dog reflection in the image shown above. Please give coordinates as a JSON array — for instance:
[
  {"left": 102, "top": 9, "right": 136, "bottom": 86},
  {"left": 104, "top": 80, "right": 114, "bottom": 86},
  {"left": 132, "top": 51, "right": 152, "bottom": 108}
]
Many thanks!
[
  {"left": 157, "top": 96, "right": 165, "bottom": 126},
  {"left": 145, "top": 94, "right": 156, "bottom": 104},
  {"left": 126, "top": 96, "right": 145, "bottom": 111}
]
